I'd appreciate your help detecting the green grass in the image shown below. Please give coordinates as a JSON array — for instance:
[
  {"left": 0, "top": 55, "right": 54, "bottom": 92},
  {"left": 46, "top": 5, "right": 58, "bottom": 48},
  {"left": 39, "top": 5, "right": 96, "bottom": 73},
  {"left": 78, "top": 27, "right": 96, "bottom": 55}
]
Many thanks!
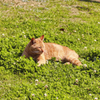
[{"left": 0, "top": 0, "right": 100, "bottom": 99}]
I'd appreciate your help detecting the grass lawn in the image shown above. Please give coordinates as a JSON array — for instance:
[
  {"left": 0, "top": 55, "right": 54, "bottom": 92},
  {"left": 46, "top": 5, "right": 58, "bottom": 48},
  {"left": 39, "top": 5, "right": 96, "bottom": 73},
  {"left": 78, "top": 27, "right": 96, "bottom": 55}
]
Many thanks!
[{"left": 0, "top": 0, "right": 100, "bottom": 99}]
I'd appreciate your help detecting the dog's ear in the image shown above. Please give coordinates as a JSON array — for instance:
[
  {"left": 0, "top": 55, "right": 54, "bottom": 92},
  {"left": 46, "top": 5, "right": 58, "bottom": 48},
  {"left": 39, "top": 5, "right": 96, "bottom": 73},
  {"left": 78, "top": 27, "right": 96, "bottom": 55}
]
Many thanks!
[
  {"left": 40, "top": 35, "right": 44, "bottom": 41},
  {"left": 31, "top": 38, "right": 35, "bottom": 44}
]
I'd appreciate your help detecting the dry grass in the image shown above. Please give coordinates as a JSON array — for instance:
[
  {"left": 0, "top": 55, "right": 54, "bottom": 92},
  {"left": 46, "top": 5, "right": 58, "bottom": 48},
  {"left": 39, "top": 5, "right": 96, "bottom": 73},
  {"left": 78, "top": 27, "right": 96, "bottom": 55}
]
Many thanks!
[
  {"left": 70, "top": 6, "right": 79, "bottom": 16},
  {"left": 0, "top": 0, "right": 45, "bottom": 8},
  {"left": 69, "top": 18, "right": 87, "bottom": 23}
]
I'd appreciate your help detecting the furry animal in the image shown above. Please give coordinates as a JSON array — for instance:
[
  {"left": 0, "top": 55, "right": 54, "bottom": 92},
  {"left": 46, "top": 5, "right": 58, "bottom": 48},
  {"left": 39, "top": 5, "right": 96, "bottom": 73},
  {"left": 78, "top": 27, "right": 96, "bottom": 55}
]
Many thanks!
[{"left": 22, "top": 35, "right": 82, "bottom": 66}]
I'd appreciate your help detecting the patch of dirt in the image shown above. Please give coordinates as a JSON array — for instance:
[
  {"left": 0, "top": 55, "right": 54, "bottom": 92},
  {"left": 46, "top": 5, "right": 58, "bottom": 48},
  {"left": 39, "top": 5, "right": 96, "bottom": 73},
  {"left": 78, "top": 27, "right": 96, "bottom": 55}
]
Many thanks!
[
  {"left": 69, "top": 6, "right": 79, "bottom": 16},
  {"left": 91, "top": 0, "right": 100, "bottom": 2},
  {"left": 69, "top": 18, "right": 86, "bottom": 23},
  {"left": 0, "top": 0, "right": 45, "bottom": 8},
  {"left": 92, "top": 0, "right": 100, "bottom": 1},
  {"left": 69, "top": 5, "right": 90, "bottom": 17}
]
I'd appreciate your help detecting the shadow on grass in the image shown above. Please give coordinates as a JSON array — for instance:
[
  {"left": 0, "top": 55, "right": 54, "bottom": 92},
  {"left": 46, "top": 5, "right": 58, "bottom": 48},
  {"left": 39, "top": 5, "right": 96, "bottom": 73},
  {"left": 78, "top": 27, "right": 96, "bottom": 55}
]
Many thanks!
[
  {"left": 79, "top": 0, "right": 100, "bottom": 3},
  {"left": 80, "top": 50, "right": 100, "bottom": 62}
]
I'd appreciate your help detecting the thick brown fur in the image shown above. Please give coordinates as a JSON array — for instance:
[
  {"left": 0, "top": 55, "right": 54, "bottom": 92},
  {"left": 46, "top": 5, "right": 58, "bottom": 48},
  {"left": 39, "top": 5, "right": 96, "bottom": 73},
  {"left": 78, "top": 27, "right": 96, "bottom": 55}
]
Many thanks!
[{"left": 22, "top": 35, "right": 82, "bottom": 66}]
